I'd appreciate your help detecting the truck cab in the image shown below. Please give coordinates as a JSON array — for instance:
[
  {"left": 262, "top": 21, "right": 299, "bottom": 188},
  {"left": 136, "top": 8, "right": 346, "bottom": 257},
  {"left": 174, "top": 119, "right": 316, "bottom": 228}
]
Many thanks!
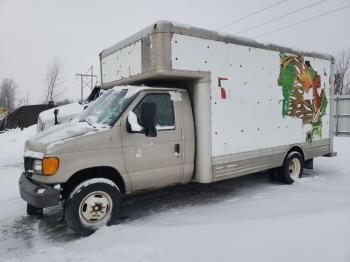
[{"left": 20, "top": 86, "right": 194, "bottom": 235}]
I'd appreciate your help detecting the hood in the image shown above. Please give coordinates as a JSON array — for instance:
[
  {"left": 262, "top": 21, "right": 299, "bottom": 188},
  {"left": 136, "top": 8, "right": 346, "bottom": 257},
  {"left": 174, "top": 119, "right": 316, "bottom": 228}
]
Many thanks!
[{"left": 25, "top": 121, "right": 110, "bottom": 155}]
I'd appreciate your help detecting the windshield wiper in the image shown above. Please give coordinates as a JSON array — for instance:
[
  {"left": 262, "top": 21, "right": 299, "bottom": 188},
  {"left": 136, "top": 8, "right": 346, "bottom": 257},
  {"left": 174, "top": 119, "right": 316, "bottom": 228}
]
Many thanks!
[{"left": 79, "top": 119, "right": 96, "bottom": 129}]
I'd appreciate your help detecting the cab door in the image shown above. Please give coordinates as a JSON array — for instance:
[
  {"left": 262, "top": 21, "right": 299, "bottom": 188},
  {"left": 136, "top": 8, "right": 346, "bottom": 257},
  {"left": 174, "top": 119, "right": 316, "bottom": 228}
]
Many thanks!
[{"left": 121, "top": 91, "right": 183, "bottom": 192}]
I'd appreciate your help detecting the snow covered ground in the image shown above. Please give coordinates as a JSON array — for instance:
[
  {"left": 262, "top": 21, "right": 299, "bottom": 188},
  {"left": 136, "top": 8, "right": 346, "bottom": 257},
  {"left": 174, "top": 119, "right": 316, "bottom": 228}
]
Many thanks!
[{"left": 0, "top": 125, "right": 349, "bottom": 262}]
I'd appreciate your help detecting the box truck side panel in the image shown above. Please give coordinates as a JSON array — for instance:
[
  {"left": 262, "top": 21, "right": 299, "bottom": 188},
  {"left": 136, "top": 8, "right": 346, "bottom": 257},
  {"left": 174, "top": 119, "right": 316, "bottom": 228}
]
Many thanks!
[
  {"left": 100, "top": 22, "right": 334, "bottom": 182},
  {"left": 171, "top": 34, "right": 332, "bottom": 158},
  {"left": 101, "top": 40, "right": 143, "bottom": 84}
]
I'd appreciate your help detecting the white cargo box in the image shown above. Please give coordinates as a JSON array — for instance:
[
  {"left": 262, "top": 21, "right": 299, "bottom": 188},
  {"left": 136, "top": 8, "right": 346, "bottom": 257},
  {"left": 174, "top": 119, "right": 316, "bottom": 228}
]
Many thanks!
[{"left": 100, "top": 21, "right": 334, "bottom": 183}]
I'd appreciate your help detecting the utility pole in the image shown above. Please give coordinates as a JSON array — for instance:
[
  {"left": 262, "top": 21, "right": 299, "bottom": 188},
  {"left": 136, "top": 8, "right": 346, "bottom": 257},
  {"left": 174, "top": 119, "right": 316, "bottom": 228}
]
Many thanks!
[{"left": 76, "top": 66, "right": 98, "bottom": 102}]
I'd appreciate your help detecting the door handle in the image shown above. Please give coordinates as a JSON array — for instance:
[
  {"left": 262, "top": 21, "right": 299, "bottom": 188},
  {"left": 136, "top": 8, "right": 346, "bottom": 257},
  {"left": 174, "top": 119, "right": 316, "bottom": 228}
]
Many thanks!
[{"left": 175, "top": 144, "right": 180, "bottom": 154}]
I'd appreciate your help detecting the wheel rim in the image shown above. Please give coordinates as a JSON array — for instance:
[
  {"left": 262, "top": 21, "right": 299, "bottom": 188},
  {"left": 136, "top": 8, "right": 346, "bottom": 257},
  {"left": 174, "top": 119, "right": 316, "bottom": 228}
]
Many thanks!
[
  {"left": 79, "top": 191, "right": 113, "bottom": 226},
  {"left": 289, "top": 158, "right": 301, "bottom": 179}
]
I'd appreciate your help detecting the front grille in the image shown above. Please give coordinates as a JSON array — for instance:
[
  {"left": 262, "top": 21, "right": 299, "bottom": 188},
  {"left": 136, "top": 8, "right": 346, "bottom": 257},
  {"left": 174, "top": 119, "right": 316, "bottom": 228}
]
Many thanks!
[{"left": 24, "top": 157, "right": 34, "bottom": 173}]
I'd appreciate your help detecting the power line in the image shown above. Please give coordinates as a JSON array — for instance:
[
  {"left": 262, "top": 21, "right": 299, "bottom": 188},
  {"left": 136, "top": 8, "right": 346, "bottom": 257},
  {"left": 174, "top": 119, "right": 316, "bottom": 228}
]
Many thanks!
[
  {"left": 254, "top": 4, "right": 350, "bottom": 38},
  {"left": 215, "top": 0, "right": 287, "bottom": 30},
  {"left": 236, "top": 0, "right": 328, "bottom": 35}
]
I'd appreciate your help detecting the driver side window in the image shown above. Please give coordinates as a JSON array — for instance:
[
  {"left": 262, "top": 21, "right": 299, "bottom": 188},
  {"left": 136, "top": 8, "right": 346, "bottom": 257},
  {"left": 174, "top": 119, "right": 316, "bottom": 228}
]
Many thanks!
[{"left": 133, "top": 93, "right": 175, "bottom": 130}]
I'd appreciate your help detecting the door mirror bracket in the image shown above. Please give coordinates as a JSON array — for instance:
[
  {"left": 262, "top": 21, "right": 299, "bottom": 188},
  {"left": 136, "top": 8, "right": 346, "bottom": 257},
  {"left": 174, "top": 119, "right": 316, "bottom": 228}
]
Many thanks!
[
  {"left": 141, "top": 102, "right": 157, "bottom": 137},
  {"left": 127, "top": 103, "right": 157, "bottom": 137},
  {"left": 127, "top": 111, "right": 143, "bottom": 133}
]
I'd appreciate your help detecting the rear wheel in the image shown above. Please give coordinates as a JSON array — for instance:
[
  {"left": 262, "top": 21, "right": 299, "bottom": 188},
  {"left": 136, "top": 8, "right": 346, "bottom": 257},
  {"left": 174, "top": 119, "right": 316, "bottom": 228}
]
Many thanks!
[
  {"left": 64, "top": 178, "right": 122, "bottom": 236},
  {"left": 270, "top": 168, "right": 281, "bottom": 181},
  {"left": 279, "top": 151, "right": 304, "bottom": 184}
]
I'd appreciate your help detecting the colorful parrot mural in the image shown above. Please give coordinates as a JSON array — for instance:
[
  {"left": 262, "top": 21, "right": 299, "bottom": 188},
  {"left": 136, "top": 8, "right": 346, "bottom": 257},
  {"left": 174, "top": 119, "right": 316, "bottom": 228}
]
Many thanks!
[{"left": 278, "top": 52, "right": 328, "bottom": 138}]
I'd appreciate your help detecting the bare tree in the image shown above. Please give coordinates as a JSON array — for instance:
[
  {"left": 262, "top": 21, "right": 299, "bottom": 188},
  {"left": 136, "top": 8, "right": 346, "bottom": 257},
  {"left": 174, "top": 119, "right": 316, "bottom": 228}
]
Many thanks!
[
  {"left": 17, "top": 90, "right": 30, "bottom": 107},
  {"left": 334, "top": 49, "right": 350, "bottom": 95},
  {"left": 0, "top": 78, "right": 17, "bottom": 110},
  {"left": 44, "top": 58, "right": 63, "bottom": 103}
]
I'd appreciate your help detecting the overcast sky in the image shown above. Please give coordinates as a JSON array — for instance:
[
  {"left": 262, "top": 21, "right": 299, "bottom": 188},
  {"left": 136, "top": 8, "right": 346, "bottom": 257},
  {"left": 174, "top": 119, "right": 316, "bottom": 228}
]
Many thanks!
[{"left": 0, "top": 0, "right": 349, "bottom": 104}]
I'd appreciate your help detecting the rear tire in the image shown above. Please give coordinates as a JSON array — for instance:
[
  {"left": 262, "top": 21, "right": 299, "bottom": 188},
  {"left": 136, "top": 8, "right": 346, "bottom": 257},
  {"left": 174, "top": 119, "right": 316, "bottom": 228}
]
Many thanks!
[
  {"left": 270, "top": 168, "right": 281, "bottom": 181},
  {"left": 64, "top": 179, "right": 122, "bottom": 236},
  {"left": 279, "top": 151, "right": 304, "bottom": 184},
  {"left": 27, "top": 204, "right": 43, "bottom": 216}
]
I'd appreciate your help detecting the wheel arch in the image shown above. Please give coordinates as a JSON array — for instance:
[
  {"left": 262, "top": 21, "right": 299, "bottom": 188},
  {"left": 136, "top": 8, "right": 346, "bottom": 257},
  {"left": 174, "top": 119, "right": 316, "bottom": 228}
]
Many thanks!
[
  {"left": 62, "top": 166, "right": 126, "bottom": 198},
  {"left": 282, "top": 145, "right": 305, "bottom": 165}
]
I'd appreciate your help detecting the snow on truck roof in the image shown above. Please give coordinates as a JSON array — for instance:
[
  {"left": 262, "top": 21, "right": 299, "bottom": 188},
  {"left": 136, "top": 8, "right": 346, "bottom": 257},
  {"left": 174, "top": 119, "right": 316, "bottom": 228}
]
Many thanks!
[
  {"left": 100, "top": 20, "right": 333, "bottom": 61},
  {"left": 110, "top": 85, "right": 186, "bottom": 93}
]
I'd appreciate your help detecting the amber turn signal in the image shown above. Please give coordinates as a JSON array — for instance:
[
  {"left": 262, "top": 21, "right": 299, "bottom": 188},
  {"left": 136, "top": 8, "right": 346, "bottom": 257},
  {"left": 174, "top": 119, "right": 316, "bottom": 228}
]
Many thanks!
[{"left": 42, "top": 157, "right": 59, "bottom": 176}]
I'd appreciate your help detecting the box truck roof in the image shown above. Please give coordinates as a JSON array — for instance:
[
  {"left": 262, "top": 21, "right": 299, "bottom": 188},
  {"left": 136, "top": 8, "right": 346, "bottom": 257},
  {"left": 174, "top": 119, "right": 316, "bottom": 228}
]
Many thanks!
[{"left": 100, "top": 20, "right": 332, "bottom": 61}]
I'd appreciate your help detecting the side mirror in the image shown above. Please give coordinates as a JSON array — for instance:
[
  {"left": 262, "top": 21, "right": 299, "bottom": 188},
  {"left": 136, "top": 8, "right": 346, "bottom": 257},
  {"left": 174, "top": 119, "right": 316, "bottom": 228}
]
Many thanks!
[
  {"left": 127, "top": 111, "right": 143, "bottom": 132},
  {"left": 141, "top": 102, "right": 157, "bottom": 137}
]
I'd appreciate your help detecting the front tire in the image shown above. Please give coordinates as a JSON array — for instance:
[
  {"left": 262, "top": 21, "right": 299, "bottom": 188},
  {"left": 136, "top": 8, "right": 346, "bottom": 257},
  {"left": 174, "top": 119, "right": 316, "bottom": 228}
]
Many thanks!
[
  {"left": 27, "top": 203, "right": 43, "bottom": 216},
  {"left": 280, "top": 151, "right": 304, "bottom": 184},
  {"left": 64, "top": 179, "right": 122, "bottom": 236}
]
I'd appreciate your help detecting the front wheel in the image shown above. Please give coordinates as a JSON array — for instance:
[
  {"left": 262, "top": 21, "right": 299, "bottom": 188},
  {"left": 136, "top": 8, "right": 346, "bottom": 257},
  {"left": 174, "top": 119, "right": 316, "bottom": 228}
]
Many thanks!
[
  {"left": 279, "top": 151, "right": 304, "bottom": 184},
  {"left": 27, "top": 203, "right": 43, "bottom": 216},
  {"left": 64, "top": 178, "right": 122, "bottom": 236}
]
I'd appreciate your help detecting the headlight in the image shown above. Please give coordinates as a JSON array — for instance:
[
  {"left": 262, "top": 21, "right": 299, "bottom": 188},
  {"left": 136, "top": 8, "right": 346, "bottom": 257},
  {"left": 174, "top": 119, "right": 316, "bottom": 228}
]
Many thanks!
[
  {"left": 33, "top": 159, "right": 42, "bottom": 173},
  {"left": 42, "top": 157, "right": 59, "bottom": 176}
]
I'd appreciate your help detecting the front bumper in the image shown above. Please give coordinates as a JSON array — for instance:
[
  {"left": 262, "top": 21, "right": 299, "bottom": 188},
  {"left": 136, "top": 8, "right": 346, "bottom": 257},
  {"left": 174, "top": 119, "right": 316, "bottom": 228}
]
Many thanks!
[{"left": 19, "top": 173, "right": 60, "bottom": 208}]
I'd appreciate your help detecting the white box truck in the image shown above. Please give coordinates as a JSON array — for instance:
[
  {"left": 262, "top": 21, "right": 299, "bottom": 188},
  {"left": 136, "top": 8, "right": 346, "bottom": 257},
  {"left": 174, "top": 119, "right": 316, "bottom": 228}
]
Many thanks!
[{"left": 19, "top": 21, "right": 336, "bottom": 236}]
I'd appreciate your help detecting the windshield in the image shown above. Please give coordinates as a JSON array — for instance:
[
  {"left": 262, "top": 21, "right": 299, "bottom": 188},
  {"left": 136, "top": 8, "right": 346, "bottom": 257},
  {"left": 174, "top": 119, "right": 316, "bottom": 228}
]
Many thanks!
[{"left": 78, "top": 88, "right": 138, "bottom": 127}]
